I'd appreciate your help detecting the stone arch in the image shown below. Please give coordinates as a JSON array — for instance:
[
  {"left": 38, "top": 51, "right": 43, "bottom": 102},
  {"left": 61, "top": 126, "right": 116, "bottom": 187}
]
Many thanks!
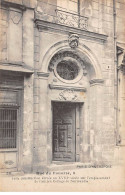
[{"left": 40, "top": 40, "right": 103, "bottom": 80}]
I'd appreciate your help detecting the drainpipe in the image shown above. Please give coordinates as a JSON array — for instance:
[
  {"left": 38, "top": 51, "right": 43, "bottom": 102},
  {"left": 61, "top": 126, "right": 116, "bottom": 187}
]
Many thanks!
[{"left": 113, "top": 0, "right": 118, "bottom": 145}]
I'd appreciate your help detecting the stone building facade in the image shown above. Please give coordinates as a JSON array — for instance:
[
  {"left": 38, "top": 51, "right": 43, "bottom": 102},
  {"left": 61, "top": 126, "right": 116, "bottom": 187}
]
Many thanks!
[{"left": 0, "top": 0, "right": 124, "bottom": 173}]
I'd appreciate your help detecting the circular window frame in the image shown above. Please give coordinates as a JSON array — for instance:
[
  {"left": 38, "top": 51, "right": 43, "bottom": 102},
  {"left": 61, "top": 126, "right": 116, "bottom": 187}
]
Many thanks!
[{"left": 54, "top": 57, "right": 83, "bottom": 84}]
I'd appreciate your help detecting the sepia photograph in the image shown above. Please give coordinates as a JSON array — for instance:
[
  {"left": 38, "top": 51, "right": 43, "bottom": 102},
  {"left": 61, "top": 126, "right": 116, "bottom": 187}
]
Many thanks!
[{"left": 0, "top": 0, "right": 125, "bottom": 192}]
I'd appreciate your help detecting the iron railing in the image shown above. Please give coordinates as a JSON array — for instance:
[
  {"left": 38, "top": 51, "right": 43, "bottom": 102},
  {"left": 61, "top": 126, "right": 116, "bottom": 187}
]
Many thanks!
[
  {"left": 35, "top": 4, "right": 88, "bottom": 30},
  {"left": 55, "top": 9, "right": 88, "bottom": 30}
]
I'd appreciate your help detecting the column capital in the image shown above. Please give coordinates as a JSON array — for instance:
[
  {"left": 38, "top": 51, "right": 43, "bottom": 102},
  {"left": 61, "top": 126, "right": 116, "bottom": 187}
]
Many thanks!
[{"left": 89, "top": 79, "right": 104, "bottom": 86}]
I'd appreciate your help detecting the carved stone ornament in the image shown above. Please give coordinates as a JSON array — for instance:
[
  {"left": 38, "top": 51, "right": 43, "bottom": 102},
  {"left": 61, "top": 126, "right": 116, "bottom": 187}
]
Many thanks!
[
  {"left": 10, "top": 11, "right": 22, "bottom": 24},
  {"left": 49, "top": 51, "right": 85, "bottom": 72},
  {"left": 68, "top": 34, "right": 79, "bottom": 49},
  {"left": 59, "top": 89, "right": 78, "bottom": 101}
]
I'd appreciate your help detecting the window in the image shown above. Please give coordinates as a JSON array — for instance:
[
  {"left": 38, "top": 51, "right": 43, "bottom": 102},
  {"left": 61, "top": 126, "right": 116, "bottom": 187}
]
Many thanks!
[
  {"left": 69, "top": 0, "right": 79, "bottom": 13},
  {"left": 51, "top": 52, "right": 84, "bottom": 84},
  {"left": 57, "top": 60, "right": 79, "bottom": 80},
  {"left": 57, "top": 0, "right": 80, "bottom": 14},
  {"left": 0, "top": 108, "right": 17, "bottom": 149}
]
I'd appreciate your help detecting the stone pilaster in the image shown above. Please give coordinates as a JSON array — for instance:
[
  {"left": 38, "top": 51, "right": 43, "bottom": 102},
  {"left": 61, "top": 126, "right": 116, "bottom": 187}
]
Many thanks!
[
  {"left": 23, "top": 74, "right": 34, "bottom": 172},
  {"left": 33, "top": 74, "right": 49, "bottom": 171},
  {"left": 89, "top": 79, "right": 104, "bottom": 164}
]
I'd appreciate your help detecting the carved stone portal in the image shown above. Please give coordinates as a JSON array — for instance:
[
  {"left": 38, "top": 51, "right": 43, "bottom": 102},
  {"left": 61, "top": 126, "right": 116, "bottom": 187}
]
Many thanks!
[{"left": 59, "top": 89, "right": 78, "bottom": 101}]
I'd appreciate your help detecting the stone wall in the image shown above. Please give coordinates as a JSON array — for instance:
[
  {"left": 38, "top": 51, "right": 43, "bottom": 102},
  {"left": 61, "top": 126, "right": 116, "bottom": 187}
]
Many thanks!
[
  {"left": 115, "top": 0, "right": 125, "bottom": 165},
  {"left": 0, "top": 2, "right": 8, "bottom": 61},
  {"left": 0, "top": 0, "right": 35, "bottom": 172}
]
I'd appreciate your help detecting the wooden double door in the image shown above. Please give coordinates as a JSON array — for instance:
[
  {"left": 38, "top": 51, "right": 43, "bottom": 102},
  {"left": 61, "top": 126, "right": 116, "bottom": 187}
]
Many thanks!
[{"left": 53, "top": 102, "right": 76, "bottom": 162}]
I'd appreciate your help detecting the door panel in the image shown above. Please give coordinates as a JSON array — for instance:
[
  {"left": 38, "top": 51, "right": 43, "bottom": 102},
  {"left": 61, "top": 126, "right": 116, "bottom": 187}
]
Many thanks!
[{"left": 53, "top": 102, "right": 76, "bottom": 162}]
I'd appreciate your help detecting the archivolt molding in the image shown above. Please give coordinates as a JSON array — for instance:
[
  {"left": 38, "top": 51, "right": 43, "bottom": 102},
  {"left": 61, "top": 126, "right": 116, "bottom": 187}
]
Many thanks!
[
  {"left": 49, "top": 51, "right": 85, "bottom": 72},
  {"left": 39, "top": 40, "right": 103, "bottom": 80},
  {"left": 48, "top": 51, "right": 87, "bottom": 84}
]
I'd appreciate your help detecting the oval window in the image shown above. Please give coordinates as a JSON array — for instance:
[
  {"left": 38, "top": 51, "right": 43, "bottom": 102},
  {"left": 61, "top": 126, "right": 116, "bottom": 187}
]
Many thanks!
[{"left": 56, "top": 60, "right": 79, "bottom": 80}]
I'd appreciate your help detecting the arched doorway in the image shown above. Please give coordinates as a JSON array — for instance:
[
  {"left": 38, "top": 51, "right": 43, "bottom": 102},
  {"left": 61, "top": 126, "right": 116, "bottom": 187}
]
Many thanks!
[
  {"left": 46, "top": 49, "right": 101, "bottom": 163},
  {"left": 37, "top": 42, "right": 104, "bottom": 166}
]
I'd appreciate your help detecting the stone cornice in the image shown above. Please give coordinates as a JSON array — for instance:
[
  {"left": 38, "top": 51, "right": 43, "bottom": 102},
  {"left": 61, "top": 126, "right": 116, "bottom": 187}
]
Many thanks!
[
  {"left": 0, "top": 61, "right": 34, "bottom": 73},
  {"left": 0, "top": 85, "right": 23, "bottom": 90},
  {"left": 89, "top": 79, "right": 104, "bottom": 85},
  {"left": 35, "top": 19, "right": 108, "bottom": 43},
  {"left": 0, "top": 104, "right": 20, "bottom": 108},
  {"left": 1, "top": 0, "right": 26, "bottom": 11},
  {"left": 49, "top": 84, "right": 86, "bottom": 92},
  {"left": 37, "top": 72, "right": 49, "bottom": 77}
]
